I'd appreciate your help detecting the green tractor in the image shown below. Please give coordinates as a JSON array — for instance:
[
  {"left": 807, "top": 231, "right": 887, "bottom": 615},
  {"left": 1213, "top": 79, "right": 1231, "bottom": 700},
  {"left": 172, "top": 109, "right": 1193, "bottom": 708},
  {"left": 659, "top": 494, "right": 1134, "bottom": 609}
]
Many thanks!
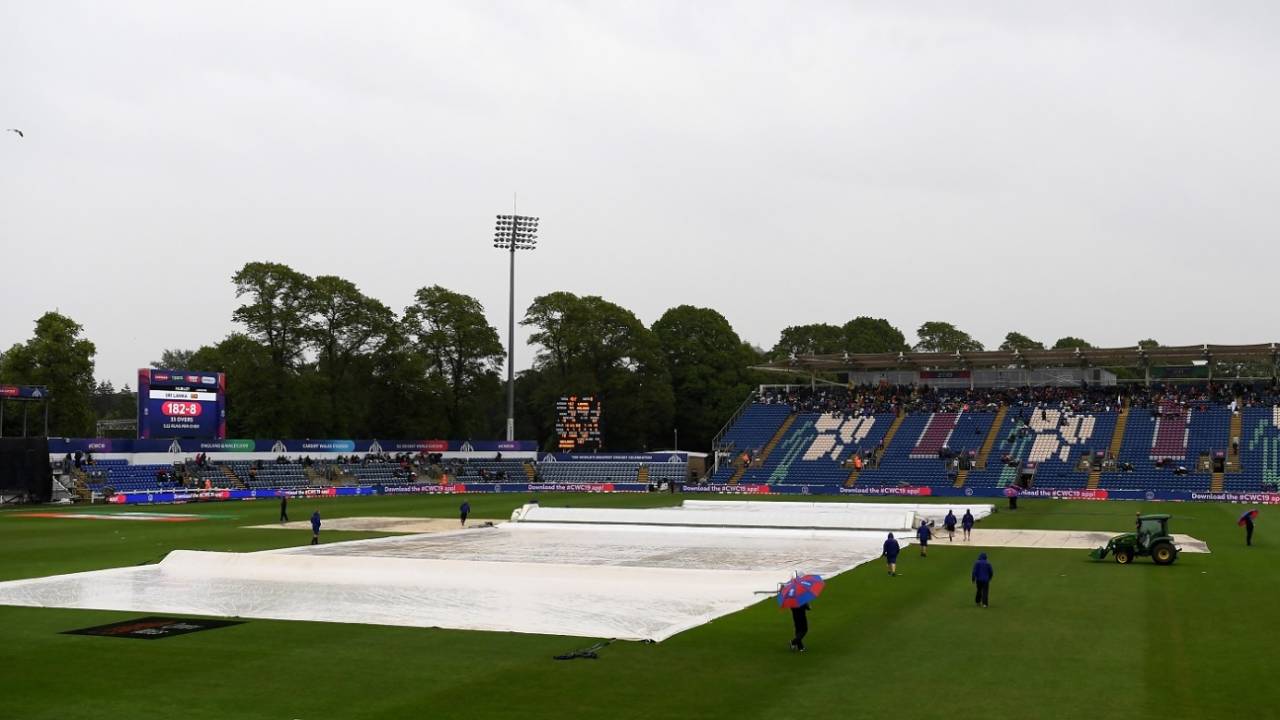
[{"left": 1089, "top": 513, "right": 1180, "bottom": 565}]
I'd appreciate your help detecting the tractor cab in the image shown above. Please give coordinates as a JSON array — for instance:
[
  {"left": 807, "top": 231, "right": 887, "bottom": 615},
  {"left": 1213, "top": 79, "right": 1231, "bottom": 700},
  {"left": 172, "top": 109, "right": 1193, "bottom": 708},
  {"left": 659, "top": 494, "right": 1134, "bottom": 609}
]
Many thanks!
[{"left": 1135, "top": 514, "right": 1170, "bottom": 551}]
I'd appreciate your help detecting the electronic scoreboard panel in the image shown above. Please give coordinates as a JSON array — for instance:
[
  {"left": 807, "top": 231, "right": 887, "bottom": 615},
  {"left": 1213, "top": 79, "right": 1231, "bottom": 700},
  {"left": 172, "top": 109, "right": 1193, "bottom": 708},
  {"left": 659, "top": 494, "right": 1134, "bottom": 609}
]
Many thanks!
[
  {"left": 555, "top": 395, "right": 601, "bottom": 451},
  {"left": 137, "top": 368, "right": 226, "bottom": 439}
]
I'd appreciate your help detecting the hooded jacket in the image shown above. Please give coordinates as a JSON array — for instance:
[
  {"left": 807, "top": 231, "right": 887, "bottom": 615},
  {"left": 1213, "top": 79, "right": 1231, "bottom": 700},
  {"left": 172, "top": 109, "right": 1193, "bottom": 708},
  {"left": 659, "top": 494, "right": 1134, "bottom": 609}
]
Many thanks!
[
  {"left": 944, "top": 511, "right": 957, "bottom": 528},
  {"left": 961, "top": 511, "right": 975, "bottom": 529},
  {"left": 310, "top": 511, "right": 321, "bottom": 532},
  {"left": 883, "top": 534, "right": 900, "bottom": 558},
  {"left": 972, "top": 553, "right": 994, "bottom": 583},
  {"left": 917, "top": 522, "right": 932, "bottom": 542}
]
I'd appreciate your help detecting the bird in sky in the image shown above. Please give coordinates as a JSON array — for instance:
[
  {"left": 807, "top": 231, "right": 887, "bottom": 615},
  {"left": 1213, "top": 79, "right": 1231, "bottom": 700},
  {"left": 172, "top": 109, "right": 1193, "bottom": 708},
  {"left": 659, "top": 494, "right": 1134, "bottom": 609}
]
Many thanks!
[{"left": 5, "top": 129, "right": 23, "bottom": 138}]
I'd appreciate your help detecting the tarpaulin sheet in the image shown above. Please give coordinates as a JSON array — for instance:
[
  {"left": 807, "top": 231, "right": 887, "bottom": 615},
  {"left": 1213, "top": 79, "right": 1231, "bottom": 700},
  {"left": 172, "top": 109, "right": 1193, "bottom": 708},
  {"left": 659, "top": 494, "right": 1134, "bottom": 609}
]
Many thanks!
[
  {"left": 677, "top": 500, "right": 995, "bottom": 525},
  {"left": 0, "top": 502, "right": 930, "bottom": 641},
  {"left": 511, "top": 504, "right": 919, "bottom": 530}
]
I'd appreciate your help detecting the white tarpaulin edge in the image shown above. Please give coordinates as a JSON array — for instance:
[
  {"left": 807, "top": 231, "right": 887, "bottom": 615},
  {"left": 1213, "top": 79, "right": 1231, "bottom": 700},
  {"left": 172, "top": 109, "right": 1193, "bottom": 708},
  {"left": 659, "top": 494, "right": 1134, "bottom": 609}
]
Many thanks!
[{"left": 511, "top": 504, "right": 919, "bottom": 530}]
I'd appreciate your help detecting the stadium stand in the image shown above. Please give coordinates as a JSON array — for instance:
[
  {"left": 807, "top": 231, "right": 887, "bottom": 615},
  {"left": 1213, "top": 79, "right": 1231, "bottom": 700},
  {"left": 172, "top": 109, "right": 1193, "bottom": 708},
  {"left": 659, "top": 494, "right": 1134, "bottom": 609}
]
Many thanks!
[
  {"left": 965, "top": 406, "right": 1116, "bottom": 490},
  {"left": 84, "top": 463, "right": 186, "bottom": 492},
  {"left": 1241, "top": 406, "right": 1280, "bottom": 491},
  {"left": 63, "top": 383, "right": 1280, "bottom": 497},
  {"left": 716, "top": 403, "right": 791, "bottom": 456},
  {"left": 707, "top": 384, "right": 1276, "bottom": 493},
  {"left": 864, "top": 410, "right": 995, "bottom": 487}
]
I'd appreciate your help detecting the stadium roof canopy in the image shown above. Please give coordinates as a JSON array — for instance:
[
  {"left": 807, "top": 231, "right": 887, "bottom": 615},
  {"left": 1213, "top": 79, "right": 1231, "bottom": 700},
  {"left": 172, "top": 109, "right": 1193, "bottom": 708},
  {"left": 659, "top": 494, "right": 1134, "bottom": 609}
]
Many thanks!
[{"left": 752, "top": 343, "right": 1280, "bottom": 375}]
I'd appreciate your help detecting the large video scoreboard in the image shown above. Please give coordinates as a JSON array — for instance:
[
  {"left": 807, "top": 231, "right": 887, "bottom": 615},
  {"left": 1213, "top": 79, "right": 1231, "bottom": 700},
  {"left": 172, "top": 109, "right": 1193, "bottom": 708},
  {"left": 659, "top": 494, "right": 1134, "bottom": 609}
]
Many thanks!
[
  {"left": 137, "top": 368, "right": 226, "bottom": 439},
  {"left": 555, "top": 395, "right": 601, "bottom": 451}
]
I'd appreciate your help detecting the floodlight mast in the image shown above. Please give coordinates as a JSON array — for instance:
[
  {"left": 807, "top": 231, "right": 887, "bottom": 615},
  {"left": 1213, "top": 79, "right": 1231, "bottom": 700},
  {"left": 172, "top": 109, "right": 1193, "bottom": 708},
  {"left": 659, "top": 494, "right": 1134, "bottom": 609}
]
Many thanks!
[{"left": 493, "top": 207, "right": 539, "bottom": 441}]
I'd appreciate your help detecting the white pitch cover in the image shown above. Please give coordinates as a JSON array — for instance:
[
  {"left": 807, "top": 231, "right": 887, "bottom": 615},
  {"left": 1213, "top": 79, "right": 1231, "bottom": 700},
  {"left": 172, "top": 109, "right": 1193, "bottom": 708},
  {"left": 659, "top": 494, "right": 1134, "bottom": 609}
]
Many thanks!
[{"left": 0, "top": 501, "right": 939, "bottom": 641}]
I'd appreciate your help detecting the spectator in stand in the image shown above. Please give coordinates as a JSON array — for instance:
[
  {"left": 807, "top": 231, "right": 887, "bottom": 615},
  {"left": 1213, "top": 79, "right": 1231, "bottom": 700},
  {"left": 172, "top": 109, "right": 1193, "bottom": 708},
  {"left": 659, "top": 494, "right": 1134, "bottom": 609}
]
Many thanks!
[{"left": 972, "top": 552, "right": 994, "bottom": 608}]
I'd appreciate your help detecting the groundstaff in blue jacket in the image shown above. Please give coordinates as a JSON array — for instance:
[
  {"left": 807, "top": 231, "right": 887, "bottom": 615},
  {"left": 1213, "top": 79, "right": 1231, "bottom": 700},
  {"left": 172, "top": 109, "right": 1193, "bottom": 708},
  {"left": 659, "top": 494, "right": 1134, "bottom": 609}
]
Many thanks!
[
  {"left": 916, "top": 520, "right": 932, "bottom": 557},
  {"left": 883, "top": 533, "right": 900, "bottom": 576},
  {"left": 972, "top": 552, "right": 994, "bottom": 607}
]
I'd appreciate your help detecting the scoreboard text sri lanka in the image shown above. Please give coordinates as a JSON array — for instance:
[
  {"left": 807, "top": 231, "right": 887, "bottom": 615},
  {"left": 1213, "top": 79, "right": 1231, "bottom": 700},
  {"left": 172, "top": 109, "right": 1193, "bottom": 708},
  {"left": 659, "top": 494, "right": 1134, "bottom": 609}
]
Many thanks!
[{"left": 137, "top": 368, "right": 226, "bottom": 439}]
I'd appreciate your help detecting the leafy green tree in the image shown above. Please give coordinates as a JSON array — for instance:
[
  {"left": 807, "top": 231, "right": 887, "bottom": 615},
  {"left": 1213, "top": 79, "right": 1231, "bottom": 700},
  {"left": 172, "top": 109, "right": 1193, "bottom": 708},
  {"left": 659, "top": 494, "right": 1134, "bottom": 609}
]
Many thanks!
[
  {"left": 1137, "top": 338, "right": 1160, "bottom": 350},
  {"left": 0, "top": 312, "right": 97, "bottom": 436},
  {"left": 151, "top": 349, "right": 195, "bottom": 370},
  {"left": 1052, "top": 336, "right": 1093, "bottom": 350},
  {"left": 843, "top": 317, "right": 910, "bottom": 354},
  {"left": 999, "top": 332, "right": 1045, "bottom": 352},
  {"left": 914, "top": 321, "right": 984, "bottom": 353},
  {"left": 522, "top": 293, "right": 674, "bottom": 451},
  {"left": 404, "top": 285, "right": 505, "bottom": 438},
  {"left": 652, "top": 305, "right": 757, "bottom": 451},
  {"left": 770, "top": 323, "right": 845, "bottom": 359},
  {"left": 89, "top": 381, "right": 137, "bottom": 437},
  {"left": 232, "top": 262, "right": 312, "bottom": 371},
  {"left": 230, "top": 263, "right": 314, "bottom": 434},
  {"left": 522, "top": 290, "right": 579, "bottom": 378},
  {"left": 187, "top": 334, "right": 289, "bottom": 437},
  {"left": 365, "top": 326, "right": 451, "bottom": 438},
  {"left": 301, "top": 275, "right": 395, "bottom": 433}
]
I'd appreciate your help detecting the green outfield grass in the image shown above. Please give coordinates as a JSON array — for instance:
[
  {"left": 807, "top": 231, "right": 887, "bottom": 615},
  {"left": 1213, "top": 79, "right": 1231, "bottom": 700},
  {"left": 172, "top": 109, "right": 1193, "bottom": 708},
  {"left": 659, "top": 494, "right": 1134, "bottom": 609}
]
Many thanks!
[{"left": 0, "top": 495, "right": 1272, "bottom": 720}]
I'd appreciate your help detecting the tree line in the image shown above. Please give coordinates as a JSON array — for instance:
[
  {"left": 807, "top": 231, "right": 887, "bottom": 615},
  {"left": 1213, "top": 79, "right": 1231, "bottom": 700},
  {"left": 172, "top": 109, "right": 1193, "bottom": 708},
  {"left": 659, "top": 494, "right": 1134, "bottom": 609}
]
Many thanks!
[{"left": 2, "top": 261, "right": 1163, "bottom": 449}]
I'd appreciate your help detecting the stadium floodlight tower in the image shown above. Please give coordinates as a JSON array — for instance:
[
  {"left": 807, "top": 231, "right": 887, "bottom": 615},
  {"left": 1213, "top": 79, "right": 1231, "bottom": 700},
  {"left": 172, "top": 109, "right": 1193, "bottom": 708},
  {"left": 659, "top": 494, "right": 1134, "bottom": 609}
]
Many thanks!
[{"left": 494, "top": 211, "right": 539, "bottom": 441}]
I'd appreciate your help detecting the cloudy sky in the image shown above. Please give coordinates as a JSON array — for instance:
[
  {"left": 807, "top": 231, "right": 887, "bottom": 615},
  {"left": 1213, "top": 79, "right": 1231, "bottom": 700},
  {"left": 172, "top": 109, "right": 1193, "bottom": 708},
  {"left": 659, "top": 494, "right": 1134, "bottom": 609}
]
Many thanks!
[{"left": 3, "top": 1, "right": 1278, "bottom": 388}]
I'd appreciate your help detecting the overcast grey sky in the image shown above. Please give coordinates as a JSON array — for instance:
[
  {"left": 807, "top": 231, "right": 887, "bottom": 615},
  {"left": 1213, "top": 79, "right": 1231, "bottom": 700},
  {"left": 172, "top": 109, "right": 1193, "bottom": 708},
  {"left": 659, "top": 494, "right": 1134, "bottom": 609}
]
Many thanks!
[{"left": 3, "top": 1, "right": 1278, "bottom": 389}]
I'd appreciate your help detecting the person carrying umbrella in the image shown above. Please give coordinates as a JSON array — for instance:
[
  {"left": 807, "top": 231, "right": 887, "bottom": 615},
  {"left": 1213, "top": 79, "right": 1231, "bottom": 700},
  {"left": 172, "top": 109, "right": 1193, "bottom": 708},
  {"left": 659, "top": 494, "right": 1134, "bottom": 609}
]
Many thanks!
[
  {"left": 883, "top": 532, "right": 900, "bottom": 576},
  {"left": 917, "top": 519, "right": 932, "bottom": 557},
  {"left": 972, "top": 552, "right": 994, "bottom": 608},
  {"left": 1240, "top": 509, "right": 1258, "bottom": 546},
  {"left": 778, "top": 573, "right": 824, "bottom": 653},
  {"left": 789, "top": 603, "right": 810, "bottom": 653},
  {"left": 944, "top": 510, "right": 957, "bottom": 542},
  {"left": 962, "top": 509, "right": 975, "bottom": 541}
]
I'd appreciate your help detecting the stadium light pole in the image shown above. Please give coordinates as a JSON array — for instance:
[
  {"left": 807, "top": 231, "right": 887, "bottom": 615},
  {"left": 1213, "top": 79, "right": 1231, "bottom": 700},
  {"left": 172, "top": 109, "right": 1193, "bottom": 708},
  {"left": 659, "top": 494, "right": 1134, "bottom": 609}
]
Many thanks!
[{"left": 494, "top": 210, "right": 539, "bottom": 442}]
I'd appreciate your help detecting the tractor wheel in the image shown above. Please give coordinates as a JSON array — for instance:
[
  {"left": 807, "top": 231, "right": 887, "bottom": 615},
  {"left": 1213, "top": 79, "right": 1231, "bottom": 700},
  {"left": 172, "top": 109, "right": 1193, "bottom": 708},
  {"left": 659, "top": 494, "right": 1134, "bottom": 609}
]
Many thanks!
[
  {"left": 1151, "top": 542, "right": 1177, "bottom": 565},
  {"left": 1114, "top": 548, "right": 1133, "bottom": 565}
]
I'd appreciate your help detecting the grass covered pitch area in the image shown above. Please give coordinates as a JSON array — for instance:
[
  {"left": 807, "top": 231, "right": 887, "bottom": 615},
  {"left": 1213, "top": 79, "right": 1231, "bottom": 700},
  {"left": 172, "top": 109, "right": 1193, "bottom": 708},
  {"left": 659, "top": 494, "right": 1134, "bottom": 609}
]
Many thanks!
[{"left": 0, "top": 494, "right": 1272, "bottom": 720}]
